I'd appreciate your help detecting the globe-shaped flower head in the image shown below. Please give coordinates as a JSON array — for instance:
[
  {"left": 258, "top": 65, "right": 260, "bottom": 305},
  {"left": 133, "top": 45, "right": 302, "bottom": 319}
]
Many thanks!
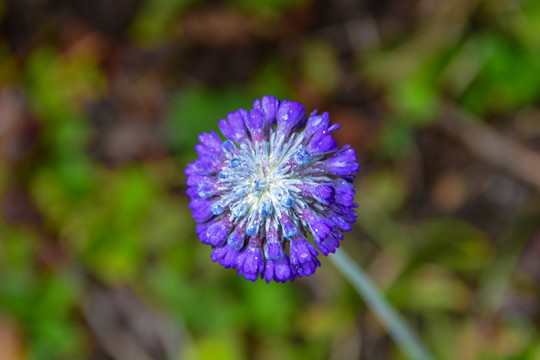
[{"left": 186, "top": 96, "right": 359, "bottom": 283}]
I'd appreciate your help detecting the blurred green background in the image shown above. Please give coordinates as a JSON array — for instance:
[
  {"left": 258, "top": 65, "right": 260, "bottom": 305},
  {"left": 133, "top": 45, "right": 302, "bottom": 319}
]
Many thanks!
[{"left": 1, "top": 0, "right": 540, "bottom": 359}]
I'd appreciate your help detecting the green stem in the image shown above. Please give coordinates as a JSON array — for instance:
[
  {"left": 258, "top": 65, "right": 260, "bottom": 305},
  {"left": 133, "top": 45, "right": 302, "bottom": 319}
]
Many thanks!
[{"left": 330, "top": 249, "right": 434, "bottom": 360}]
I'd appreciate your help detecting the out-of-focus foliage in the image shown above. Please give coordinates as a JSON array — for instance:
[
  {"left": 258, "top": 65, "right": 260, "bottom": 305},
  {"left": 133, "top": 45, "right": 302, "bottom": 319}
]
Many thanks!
[
  {"left": 131, "top": 0, "right": 201, "bottom": 45},
  {"left": 1, "top": 0, "right": 540, "bottom": 359}
]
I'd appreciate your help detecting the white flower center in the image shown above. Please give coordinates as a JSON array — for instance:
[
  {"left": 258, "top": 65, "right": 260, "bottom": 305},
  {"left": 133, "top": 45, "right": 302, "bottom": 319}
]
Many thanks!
[{"left": 215, "top": 130, "right": 308, "bottom": 235}]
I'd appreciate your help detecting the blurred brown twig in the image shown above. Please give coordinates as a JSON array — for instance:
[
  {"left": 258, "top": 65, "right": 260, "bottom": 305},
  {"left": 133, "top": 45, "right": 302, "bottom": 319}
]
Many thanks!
[{"left": 439, "top": 105, "right": 540, "bottom": 191}]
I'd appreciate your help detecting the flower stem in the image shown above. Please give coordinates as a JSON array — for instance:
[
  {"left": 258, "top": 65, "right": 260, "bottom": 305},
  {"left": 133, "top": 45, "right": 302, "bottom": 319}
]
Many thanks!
[{"left": 330, "top": 249, "right": 434, "bottom": 360}]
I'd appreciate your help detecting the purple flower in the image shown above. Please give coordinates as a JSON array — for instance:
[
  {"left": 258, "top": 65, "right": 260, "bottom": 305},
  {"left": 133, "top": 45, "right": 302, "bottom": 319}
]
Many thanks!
[{"left": 185, "top": 96, "right": 359, "bottom": 283}]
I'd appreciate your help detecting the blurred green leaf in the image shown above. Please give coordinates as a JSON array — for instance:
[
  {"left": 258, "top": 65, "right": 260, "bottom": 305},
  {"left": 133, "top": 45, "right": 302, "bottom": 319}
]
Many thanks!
[
  {"left": 508, "top": 0, "right": 540, "bottom": 49},
  {"left": 130, "top": 0, "right": 201, "bottom": 45},
  {"left": 79, "top": 167, "right": 157, "bottom": 283},
  {"left": 460, "top": 33, "right": 540, "bottom": 115},
  {"left": 240, "top": 280, "right": 297, "bottom": 334},
  {"left": 186, "top": 334, "right": 245, "bottom": 360},
  {"left": 413, "top": 218, "right": 493, "bottom": 274},
  {"left": 164, "top": 86, "right": 253, "bottom": 153},
  {"left": 0, "top": 226, "right": 84, "bottom": 360},
  {"left": 30, "top": 273, "right": 83, "bottom": 359},
  {"left": 251, "top": 58, "right": 292, "bottom": 100},
  {"left": 0, "top": 225, "right": 34, "bottom": 283},
  {"left": 513, "top": 340, "right": 540, "bottom": 360},
  {"left": 376, "top": 119, "right": 415, "bottom": 159},
  {"left": 301, "top": 40, "right": 340, "bottom": 96},
  {"left": 357, "top": 170, "right": 407, "bottom": 214},
  {"left": 25, "top": 46, "right": 104, "bottom": 122},
  {"left": 147, "top": 266, "right": 244, "bottom": 334},
  {"left": 296, "top": 304, "right": 354, "bottom": 339},
  {"left": 31, "top": 160, "right": 98, "bottom": 225},
  {"left": 424, "top": 313, "right": 459, "bottom": 360},
  {"left": 229, "top": 0, "right": 308, "bottom": 18},
  {"left": 388, "top": 265, "right": 470, "bottom": 311},
  {"left": 143, "top": 196, "right": 192, "bottom": 251},
  {"left": 389, "top": 75, "right": 439, "bottom": 125}
]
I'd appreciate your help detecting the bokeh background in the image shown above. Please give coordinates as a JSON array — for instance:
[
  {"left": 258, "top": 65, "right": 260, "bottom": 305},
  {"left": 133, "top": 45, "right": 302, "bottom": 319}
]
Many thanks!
[{"left": 1, "top": 0, "right": 540, "bottom": 359}]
